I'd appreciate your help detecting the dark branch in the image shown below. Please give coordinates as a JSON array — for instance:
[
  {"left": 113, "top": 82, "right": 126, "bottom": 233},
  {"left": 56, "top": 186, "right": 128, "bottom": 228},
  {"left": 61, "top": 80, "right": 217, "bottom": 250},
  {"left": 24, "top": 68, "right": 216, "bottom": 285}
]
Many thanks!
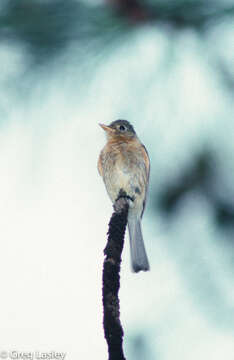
[{"left": 102, "top": 196, "right": 129, "bottom": 360}]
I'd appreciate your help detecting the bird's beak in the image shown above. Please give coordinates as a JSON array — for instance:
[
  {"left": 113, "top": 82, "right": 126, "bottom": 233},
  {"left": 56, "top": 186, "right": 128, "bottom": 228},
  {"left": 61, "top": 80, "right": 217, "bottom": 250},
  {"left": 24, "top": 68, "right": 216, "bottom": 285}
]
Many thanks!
[{"left": 99, "top": 124, "right": 114, "bottom": 133}]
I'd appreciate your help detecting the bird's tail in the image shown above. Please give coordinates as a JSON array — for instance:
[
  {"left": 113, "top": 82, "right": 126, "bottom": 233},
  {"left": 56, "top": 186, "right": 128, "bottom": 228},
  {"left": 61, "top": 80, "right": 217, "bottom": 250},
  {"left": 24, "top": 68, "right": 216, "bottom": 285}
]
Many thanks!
[{"left": 128, "top": 216, "right": 150, "bottom": 273}]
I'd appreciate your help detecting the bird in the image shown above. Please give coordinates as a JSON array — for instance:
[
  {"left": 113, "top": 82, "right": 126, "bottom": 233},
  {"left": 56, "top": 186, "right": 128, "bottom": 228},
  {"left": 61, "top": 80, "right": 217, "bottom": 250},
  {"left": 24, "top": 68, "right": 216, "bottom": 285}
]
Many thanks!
[{"left": 98, "top": 119, "right": 150, "bottom": 272}]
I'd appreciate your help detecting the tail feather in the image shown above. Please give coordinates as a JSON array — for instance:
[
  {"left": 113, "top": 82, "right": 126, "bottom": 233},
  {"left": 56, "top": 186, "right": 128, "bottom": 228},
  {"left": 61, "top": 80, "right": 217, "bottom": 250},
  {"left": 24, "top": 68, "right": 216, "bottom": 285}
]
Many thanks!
[{"left": 128, "top": 217, "right": 150, "bottom": 273}]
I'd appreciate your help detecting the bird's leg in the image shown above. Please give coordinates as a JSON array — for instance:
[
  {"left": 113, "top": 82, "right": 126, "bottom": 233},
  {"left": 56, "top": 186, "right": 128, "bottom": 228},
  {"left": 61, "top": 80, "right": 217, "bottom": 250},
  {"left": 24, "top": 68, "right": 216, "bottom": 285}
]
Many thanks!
[{"left": 114, "top": 189, "right": 134, "bottom": 213}]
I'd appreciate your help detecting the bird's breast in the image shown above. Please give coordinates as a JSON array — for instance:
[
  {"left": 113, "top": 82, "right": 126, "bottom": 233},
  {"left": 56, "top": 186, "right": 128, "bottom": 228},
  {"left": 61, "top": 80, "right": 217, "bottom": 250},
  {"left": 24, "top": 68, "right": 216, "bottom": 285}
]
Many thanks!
[{"left": 101, "top": 140, "right": 147, "bottom": 206}]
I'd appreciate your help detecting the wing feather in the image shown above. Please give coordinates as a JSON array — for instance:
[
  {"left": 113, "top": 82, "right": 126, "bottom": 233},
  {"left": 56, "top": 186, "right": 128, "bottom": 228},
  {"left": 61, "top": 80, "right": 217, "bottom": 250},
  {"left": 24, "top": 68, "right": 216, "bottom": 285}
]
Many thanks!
[
  {"left": 97, "top": 151, "right": 103, "bottom": 177},
  {"left": 141, "top": 144, "right": 150, "bottom": 217}
]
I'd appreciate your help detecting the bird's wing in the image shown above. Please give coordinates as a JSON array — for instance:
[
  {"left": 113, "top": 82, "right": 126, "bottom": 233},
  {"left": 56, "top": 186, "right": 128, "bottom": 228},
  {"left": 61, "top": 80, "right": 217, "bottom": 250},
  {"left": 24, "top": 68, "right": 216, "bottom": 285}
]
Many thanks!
[
  {"left": 141, "top": 144, "right": 150, "bottom": 179},
  {"left": 141, "top": 144, "right": 150, "bottom": 217},
  {"left": 97, "top": 151, "right": 104, "bottom": 177}
]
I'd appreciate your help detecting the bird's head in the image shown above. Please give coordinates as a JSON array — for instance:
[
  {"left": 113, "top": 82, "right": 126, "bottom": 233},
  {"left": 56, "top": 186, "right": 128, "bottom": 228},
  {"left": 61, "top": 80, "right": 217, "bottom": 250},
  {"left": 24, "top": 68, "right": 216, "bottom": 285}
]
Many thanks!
[{"left": 99, "top": 119, "right": 136, "bottom": 140}]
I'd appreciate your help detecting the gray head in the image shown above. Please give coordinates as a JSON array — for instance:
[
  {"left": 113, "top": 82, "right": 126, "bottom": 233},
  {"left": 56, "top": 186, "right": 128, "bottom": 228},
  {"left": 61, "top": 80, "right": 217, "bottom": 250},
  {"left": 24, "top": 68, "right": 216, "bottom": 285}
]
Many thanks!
[{"left": 99, "top": 119, "right": 136, "bottom": 138}]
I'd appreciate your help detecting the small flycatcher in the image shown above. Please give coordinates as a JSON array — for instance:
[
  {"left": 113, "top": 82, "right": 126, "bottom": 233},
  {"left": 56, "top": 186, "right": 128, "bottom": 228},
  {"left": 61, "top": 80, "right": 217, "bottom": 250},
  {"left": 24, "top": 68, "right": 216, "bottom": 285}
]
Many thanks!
[{"left": 98, "top": 119, "right": 150, "bottom": 272}]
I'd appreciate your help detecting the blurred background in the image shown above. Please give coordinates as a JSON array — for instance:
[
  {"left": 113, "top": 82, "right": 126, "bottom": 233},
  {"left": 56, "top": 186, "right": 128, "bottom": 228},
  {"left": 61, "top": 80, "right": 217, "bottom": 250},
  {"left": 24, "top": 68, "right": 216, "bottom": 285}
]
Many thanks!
[{"left": 1, "top": 0, "right": 234, "bottom": 359}]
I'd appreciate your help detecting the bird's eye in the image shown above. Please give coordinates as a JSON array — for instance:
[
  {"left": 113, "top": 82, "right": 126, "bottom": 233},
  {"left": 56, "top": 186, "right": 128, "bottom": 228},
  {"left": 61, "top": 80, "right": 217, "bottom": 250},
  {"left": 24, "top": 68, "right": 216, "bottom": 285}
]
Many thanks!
[{"left": 119, "top": 125, "right": 126, "bottom": 131}]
